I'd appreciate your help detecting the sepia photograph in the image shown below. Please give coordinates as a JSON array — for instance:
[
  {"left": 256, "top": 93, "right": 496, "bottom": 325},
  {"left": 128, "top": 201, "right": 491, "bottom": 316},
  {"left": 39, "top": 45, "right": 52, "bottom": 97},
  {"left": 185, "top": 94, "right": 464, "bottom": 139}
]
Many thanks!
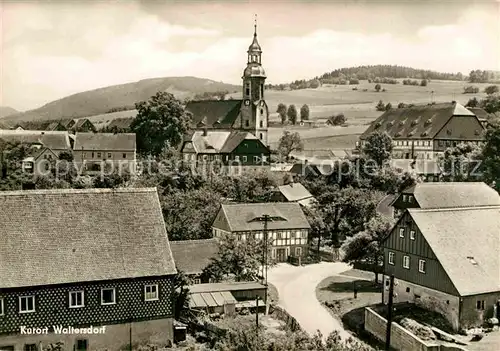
[{"left": 0, "top": 0, "right": 499, "bottom": 350}]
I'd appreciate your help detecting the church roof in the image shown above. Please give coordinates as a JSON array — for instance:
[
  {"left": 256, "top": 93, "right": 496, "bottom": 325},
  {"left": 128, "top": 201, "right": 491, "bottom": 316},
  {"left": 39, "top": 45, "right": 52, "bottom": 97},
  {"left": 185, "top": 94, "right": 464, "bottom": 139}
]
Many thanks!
[
  {"left": 248, "top": 33, "right": 262, "bottom": 53},
  {"left": 244, "top": 63, "right": 266, "bottom": 78},
  {"left": 185, "top": 100, "right": 243, "bottom": 128}
]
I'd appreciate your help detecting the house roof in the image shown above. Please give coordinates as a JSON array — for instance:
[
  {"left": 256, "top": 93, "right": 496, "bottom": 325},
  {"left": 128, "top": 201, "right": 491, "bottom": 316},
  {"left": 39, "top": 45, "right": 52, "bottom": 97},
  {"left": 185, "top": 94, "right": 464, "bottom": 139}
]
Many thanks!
[
  {"left": 185, "top": 100, "right": 243, "bottom": 128},
  {"left": 189, "top": 281, "right": 266, "bottom": 294},
  {"left": 0, "top": 130, "right": 72, "bottom": 150},
  {"left": 277, "top": 182, "right": 314, "bottom": 202},
  {"left": 187, "top": 130, "right": 262, "bottom": 154},
  {"left": 360, "top": 102, "right": 478, "bottom": 140},
  {"left": 107, "top": 117, "right": 135, "bottom": 129},
  {"left": 169, "top": 239, "right": 219, "bottom": 275},
  {"left": 408, "top": 206, "right": 500, "bottom": 296},
  {"left": 74, "top": 132, "right": 136, "bottom": 151},
  {"left": 390, "top": 159, "right": 442, "bottom": 175},
  {"left": 218, "top": 202, "right": 311, "bottom": 231},
  {"left": 45, "top": 121, "right": 63, "bottom": 131},
  {"left": 467, "top": 107, "right": 490, "bottom": 120},
  {"left": 0, "top": 188, "right": 177, "bottom": 289},
  {"left": 401, "top": 182, "right": 500, "bottom": 209}
]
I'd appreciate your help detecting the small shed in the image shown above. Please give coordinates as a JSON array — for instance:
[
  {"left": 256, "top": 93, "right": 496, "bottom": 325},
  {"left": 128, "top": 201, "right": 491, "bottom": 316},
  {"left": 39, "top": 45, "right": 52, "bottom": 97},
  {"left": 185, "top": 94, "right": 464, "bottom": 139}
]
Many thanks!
[{"left": 188, "top": 282, "right": 266, "bottom": 315}]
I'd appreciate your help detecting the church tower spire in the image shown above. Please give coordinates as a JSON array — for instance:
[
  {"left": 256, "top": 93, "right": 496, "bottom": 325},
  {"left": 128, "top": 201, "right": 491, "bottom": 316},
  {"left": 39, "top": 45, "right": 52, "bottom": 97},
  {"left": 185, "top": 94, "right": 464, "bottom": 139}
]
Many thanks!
[{"left": 241, "top": 15, "right": 268, "bottom": 146}]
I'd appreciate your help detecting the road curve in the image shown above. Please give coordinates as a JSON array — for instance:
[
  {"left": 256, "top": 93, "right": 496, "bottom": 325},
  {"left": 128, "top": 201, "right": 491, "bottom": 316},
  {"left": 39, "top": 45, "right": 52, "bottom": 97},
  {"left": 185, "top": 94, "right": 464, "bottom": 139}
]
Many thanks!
[{"left": 267, "top": 262, "right": 352, "bottom": 341}]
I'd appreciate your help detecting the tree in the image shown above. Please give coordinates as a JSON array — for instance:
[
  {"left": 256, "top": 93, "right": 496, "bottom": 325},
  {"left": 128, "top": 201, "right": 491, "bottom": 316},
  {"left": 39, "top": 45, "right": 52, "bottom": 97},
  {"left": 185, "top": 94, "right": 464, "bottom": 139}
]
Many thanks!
[
  {"left": 481, "top": 123, "right": 500, "bottom": 192},
  {"left": 130, "top": 91, "right": 191, "bottom": 156},
  {"left": 300, "top": 104, "right": 310, "bottom": 121},
  {"left": 314, "top": 186, "right": 383, "bottom": 249},
  {"left": 363, "top": 132, "right": 393, "bottom": 167},
  {"left": 203, "top": 234, "right": 273, "bottom": 282},
  {"left": 385, "top": 102, "right": 392, "bottom": 111},
  {"left": 277, "top": 130, "right": 303, "bottom": 160},
  {"left": 375, "top": 100, "right": 385, "bottom": 111},
  {"left": 439, "top": 142, "right": 483, "bottom": 182},
  {"left": 466, "top": 97, "right": 479, "bottom": 108},
  {"left": 341, "top": 214, "right": 395, "bottom": 281},
  {"left": 287, "top": 104, "right": 298, "bottom": 125},
  {"left": 480, "top": 95, "right": 500, "bottom": 114},
  {"left": 420, "top": 79, "right": 428, "bottom": 86},
  {"left": 328, "top": 113, "right": 346, "bottom": 126},
  {"left": 397, "top": 102, "right": 407, "bottom": 109},
  {"left": 374, "top": 84, "right": 381, "bottom": 92},
  {"left": 484, "top": 85, "right": 499, "bottom": 95},
  {"left": 276, "top": 103, "right": 287, "bottom": 124},
  {"left": 58, "top": 151, "right": 73, "bottom": 162}
]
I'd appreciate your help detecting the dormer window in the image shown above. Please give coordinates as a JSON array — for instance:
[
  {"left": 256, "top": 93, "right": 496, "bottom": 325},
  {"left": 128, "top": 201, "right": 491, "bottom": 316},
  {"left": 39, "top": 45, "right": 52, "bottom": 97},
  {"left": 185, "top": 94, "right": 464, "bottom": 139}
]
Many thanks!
[
  {"left": 467, "top": 256, "right": 478, "bottom": 265},
  {"left": 402, "top": 194, "right": 408, "bottom": 202}
]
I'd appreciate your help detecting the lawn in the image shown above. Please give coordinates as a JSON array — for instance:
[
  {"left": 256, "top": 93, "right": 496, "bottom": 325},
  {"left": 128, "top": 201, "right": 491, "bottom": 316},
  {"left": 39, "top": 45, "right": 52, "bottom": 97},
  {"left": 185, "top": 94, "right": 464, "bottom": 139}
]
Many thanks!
[{"left": 316, "top": 269, "right": 382, "bottom": 333}]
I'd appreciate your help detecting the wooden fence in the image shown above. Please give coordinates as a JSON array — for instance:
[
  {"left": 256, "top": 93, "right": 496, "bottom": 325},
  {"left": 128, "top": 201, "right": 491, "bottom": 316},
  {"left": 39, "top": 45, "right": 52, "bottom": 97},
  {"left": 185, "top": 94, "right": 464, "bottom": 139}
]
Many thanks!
[{"left": 269, "top": 305, "right": 302, "bottom": 332}]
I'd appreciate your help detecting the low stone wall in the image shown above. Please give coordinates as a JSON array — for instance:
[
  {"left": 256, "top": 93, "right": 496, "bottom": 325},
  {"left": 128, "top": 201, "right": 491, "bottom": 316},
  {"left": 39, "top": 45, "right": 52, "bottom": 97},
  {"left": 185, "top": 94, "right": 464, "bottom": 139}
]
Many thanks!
[
  {"left": 364, "top": 307, "right": 440, "bottom": 351},
  {"left": 269, "top": 305, "right": 302, "bottom": 332}
]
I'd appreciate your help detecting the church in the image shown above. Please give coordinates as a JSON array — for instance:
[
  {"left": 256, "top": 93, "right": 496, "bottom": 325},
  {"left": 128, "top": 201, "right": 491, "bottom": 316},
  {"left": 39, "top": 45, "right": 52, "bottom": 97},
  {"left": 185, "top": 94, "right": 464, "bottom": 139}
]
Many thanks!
[{"left": 181, "top": 19, "right": 271, "bottom": 172}]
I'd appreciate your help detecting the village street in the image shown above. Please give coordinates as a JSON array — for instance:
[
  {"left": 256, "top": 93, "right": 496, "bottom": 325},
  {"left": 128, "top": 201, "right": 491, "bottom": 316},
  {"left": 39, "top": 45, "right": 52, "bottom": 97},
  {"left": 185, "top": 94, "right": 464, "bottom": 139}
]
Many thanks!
[{"left": 267, "top": 262, "right": 353, "bottom": 341}]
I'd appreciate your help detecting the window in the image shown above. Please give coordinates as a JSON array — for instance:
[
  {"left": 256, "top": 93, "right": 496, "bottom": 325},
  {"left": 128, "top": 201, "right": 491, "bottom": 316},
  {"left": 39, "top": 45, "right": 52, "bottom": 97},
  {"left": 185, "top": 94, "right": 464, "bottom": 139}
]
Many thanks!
[
  {"left": 122, "top": 153, "right": 127, "bottom": 159},
  {"left": 0, "top": 297, "right": 4, "bottom": 315},
  {"left": 101, "top": 288, "right": 116, "bottom": 305},
  {"left": 410, "top": 230, "right": 416, "bottom": 240},
  {"left": 402, "top": 194, "right": 408, "bottom": 202},
  {"left": 107, "top": 152, "right": 112, "bottom": 158},
  {"left": 260, "top": 120, "right": 263, "bottom": 128},
  {"left": 19, "top": 296, "right": 35, "bottom": 313},
  {"left": 242, "top": 156, "right": 247, "bottom": 162},
  {"left": 91, "top": 152, "right": 95, "bottom": 158},
  {"left": 24, "top": 345, "right": 37, "bottom": 351},
  {"left": 419, "top": 259, "right": 426, "bottom": 273},
  {"left": 82, "top": 152, "right": 87, "bottom": 158},
  {"left": 408, "top": 195, "right": 414, "bottom": 203},
  {"left": 144, "top": 284, "right": 158, "bottom": 301},
  {"left": 245, "top": 120, "right": 250, "bottom": 127},
  {"left": 259, "top": 133, "right": 263, "bottom": 140},
  {"left": 406, "top": 287, "right": 410, "bottom": 293},
  {"left": 194, "top": 278, "right": 201, "bottom": 284},
  {"left": 235, "top": 156, "right": 239, "bottom": 161},
  {"left": 69, "top": 291, "right": 84, "bottom": 308},
  {"left": 476, "top": 300, "right": 485, "bottom": 310},
  {"left": 399, "top": 228, "right": 405, "bottom": 238},
  {"left": 245, "top": 83, "right": 250, "bottom": 96},
  {"left": 403, "top": 256, "right": 410, "bottom": 269},
  {"left": 97, "top": 152, "right": 101, "bottom": 158},
  {"left": 388, "top": 252, "right": 395, "bottom": 265},
  {"left": 76, "top": 339, "right": 88, "bottom": 351}
]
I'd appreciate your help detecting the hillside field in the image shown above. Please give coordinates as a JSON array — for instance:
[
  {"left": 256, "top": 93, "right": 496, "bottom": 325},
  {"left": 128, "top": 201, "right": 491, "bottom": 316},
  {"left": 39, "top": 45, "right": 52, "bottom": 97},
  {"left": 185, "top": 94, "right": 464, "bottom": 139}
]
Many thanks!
[{"left": 71, "top": 79, "right": 496, "bottom": 150}]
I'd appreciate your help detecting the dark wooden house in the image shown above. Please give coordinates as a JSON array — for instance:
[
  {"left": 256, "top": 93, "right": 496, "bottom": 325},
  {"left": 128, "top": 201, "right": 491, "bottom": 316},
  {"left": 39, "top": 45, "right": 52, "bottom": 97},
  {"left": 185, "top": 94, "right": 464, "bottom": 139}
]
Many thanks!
[
  {"left": 382, "top": 205, "right": 500, "bottom": 331},
  {"left": 181, "top": 130, "right": 270, "bottom": 175},
  {"left": 0, "top": 188, "right": 177, "bottom": 351}
]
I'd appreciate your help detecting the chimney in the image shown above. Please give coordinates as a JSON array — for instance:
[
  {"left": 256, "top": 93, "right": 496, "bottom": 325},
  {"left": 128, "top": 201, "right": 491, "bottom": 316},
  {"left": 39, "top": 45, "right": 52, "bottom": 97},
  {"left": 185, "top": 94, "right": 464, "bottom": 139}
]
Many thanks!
[{"left": 203, "top": 127, "right": 208, "bottom": 136}]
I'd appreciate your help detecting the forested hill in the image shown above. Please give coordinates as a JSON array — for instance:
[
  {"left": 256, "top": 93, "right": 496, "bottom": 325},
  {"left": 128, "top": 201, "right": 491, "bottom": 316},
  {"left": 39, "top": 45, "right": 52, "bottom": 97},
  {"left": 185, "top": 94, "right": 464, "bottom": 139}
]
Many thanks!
[
  {"left": 318, "top": 65, "right": 464, "bottom": 82},
  {"left": 266, "top": 65, "right": 466, "bottom": 90}
]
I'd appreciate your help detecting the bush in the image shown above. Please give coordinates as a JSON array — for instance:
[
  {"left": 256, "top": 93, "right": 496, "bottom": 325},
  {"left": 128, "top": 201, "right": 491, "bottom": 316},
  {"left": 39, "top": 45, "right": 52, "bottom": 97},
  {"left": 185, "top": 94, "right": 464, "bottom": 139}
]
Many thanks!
[{"left": 463, "top": 85, "right": 480, "bottom": 94}]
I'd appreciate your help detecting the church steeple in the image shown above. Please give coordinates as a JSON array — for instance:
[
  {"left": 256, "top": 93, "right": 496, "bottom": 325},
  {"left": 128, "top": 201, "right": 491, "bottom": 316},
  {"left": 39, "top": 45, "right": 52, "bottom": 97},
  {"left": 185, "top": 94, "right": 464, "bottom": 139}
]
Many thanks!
[
  {"left": 247, "top": 14, "right": 262, "bottom": 64},
  {"left": 241, "top": 15, "right": 268, "bottom": 146}
]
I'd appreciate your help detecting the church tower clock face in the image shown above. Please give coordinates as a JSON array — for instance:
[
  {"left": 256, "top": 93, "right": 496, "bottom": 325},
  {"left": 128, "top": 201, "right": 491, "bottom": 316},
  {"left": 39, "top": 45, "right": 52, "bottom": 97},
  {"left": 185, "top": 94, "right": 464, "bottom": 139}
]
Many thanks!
[{"left": 244, "top": 99, "right": 251, "bottom": 106}]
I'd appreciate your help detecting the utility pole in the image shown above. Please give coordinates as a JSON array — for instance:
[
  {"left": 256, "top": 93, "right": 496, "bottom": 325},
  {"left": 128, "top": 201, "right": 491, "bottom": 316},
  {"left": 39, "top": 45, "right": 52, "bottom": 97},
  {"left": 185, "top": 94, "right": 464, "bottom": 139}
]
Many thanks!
[
  {"left": 249, "top": 214, "right": 286, "bottom": 314},
  {"left": 385, "top": 275, "right": 395, "bottom": 350},
  {"left": 255, "top": 295, "right": 259, "bottom": 328}
]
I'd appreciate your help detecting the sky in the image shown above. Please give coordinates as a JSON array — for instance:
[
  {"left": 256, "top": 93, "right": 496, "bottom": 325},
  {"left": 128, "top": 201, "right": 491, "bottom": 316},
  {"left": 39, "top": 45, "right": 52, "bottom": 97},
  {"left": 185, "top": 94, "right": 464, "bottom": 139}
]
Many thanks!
[{"left": 1, "top": 0, "right": 500, "bottom": 111}]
